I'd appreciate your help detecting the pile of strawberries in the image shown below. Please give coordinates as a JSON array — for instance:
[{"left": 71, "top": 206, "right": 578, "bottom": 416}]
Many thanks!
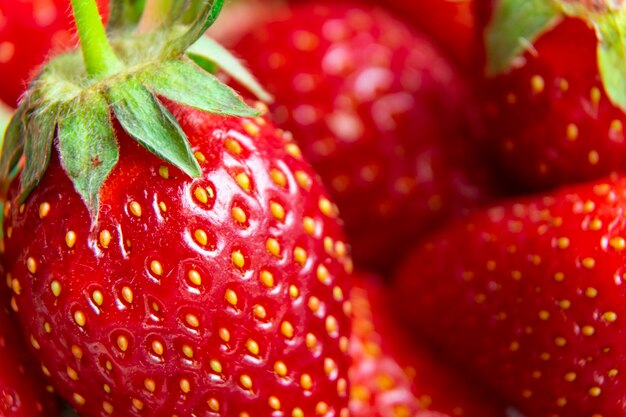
[{"left": 1, "top": 0, "right": 625, "bottom": 416}]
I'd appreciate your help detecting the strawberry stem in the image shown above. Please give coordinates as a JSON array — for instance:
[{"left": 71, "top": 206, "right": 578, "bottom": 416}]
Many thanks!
[
  {"left": 70, "top": 0, "right": 124, "bottom": 77},
  {"left": 136, "top": 0, "right": 173, "bottom": 33}
]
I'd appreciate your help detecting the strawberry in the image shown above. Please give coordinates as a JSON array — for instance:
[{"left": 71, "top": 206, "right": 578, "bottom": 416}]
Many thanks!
[
  {"left": 0, "top": 0, "right": 109, "bottom": 108},
  {"left": 478, "top": 0, "right": 626, "bottom": 190},
  {"left": 0, "top": 0, "right": 352, "bottom": 416},
  {"left": 394, "top": 175, "right": 626, "bottom": 416},
  {"left": 232, "top": 1, "right": 494, "bottom": 271},
  {"left": 0, "top": 275, "right": 59, "bottom": 416},
  {"left": 350, "top": 275, "right": 510, "bottom": 417}
]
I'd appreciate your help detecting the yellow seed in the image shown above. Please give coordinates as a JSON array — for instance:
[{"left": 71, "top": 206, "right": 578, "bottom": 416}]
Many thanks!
[
  {"left": 260, "top": 270, "right": 274, "bottom": 288},
  {"left": 295, "top": 171, "right": 311, "bottom": 190},
  {"left": 67, "top": 366, "right": 78, "bottom": 380},
  {"left": 219, "top": 327, "right": 230, "bottom": 342},
  {"left": 144, "top": 378, "right": 156, "bottom": 392},
  {"left": 159, "top": 202, "right": 167, "bottom": 212},
  {"left": 556, "top": 237, "right": 570, "bottom": 249},
  {"left": 188, "top": 270, "right": 202, "bottom": 286},
  {"left": 275, "top": 361, "right": 288, "bottom": 377},
  {"left": 11, "top": 278, "right": 21, "bottom": 295},
  {"left": 150, "top": 260, "right": 163, "bottom": 276},
  {"left": 554, "top": 272, "right": 565, "bottom": 282},
  {"left": 185, "top": 314, "right": 200, "bottom": 328},
  {"left": 319, "top": 198, "right": 334, "bottom": 217},
  {"left": 556, "top": 397, "right": 567, "bottom": 407},
  {"left": 152, "top": 340, "right": 164, "bottom": 356},
  {"left": 99, "top": 230, "right": 112, "bottom": 248},
  {"left": 589, "top": 386, "right": 602, "bottom": 397},
  {"left": 74, "top": 311, "right": 86, "bottom": 327},
  {"left": 240, "top": 374, "right": 253, "bottom": 389},
  {"left": 210, "top": 359, "right": 222, "bottom": 373},
  {"left": 180, "top": 378, "right": 191, "bottom": 393},
  {"left": 559, "top": 299, "right": 571, "bottom": 309},
  {"left": 306, "top": 333, "right": 317, "bottom": 349},
  {"left": 308, "top": 297, "right": 321, "bottom": 313},
  {"left": 26, "top": 257, "right": 37, "bottom": 274},
  {"left": 270, "top": 201, "right": 286, "bottom": 221},
  {"left": 129, "top": 201, "right": 142, "bottom": 217},
  {"left": 566, "top": 123, "right": 578, "bottom": 141},
  {"left": 232, "top": 250, "right": 245, "bottom": 269},
  {"left": 317, "top": 264, "right": 330, "bottom": 285},
  {"left": 103, "top": 401, "right": 114, "bottom": 414},
  {"left": 117, "top": 335, "right": 129, "bottom": 352},
  {"left": 303, "top": 217, "right": 316, "bottom": 235},
  {"left": 339, "top": 336, "right": 349, "bottom": 352},
  {"left": 602, "top": 311, "right": 617, "bottom": 322},
  {"left": 73, "top": 393, "right": 86, "bottom": 406},
  {"left": 582, "top": 257, "right": 595, "bottom": 269},
  {"left": 285, "top": 143, "right": 302, "bottom": 159},
  {"left": 608, "top": 368, "right": 619, "bottom": 377},
  {"left": 531, "top": 75, "right": 545, "bottom": 93},
  {"left": 292, "top": 407, "right": 304, "bottom": 417},
  {"left": 591, "top": 86, "right": 601, "bottom": 104},
  {"left": 266, "top": 238, "right": 281, "bottom": 257},
  {"left": 289, "top": 285, "right": 299, "bottom": 298},
  {"left": 194, "top": 151, "right": 206, "bottom": 163},
  {"left": 208, "top": 398, "right": 220, "bottom": 412},
  {"left": 194, "top": 187, "right": 209, "bottom": 204},
  {"left": 92, "top": 290, "right": 104, "bottom": 306},
  {"left": 555, "top": 337, "right": 567, "bottom": 347},
  {"left": 225, "top": 289, "right": 238, "bottom": 306},
  {"left": 246, "top": 339, "right": 260, "bottom": 355},
  {"left": 121, "top": 287, "right": 133, "bottom": 304},
  {"left": 610, "top": 237, "right": 626, "bottom": 251},
  {"left": 315, "top": 401, "right": 329, "bottom": 415},
  {"left": 539, "top": 310, "right": 550, "bottom": 320},
  {"left": 232, "top": 206, "right": 247, "bottom": 224},
  {"left": 269, "top": 396, "right": 281, "bottom": 410},
  {"left": 589, "top": 150, "right": 600, "bottom": 165},
  {"left": 39, "top": 202, "right": 51, "bottom": 218},
  {"left": 301, "top": 374, "right": 313, "bottom": 390},
  {"left": 586, "top": 287, "right": 598, "bottom": 298},
  {"left": 324, "top": 358, "right": 337, "bottom": 376},
  {"left": 270, "top": 169, "right": 287, "bottom": 187},
  {"left": 281, "top": 321, "right": 294, "bottom": 339},
  {"left": 71, "top": 345, "right": 83, "bottom": 359},
  {"left": 182, "top": 345, "right": 194, "bottom": 359},
  {"left": 242, "top": 120, "right": 260, "bottom": 136},
  {"left": 333, "top": 286, "right": 344, "bottom": 302},
  {"left": 65, "top": 231, "right": 77, "bottom": 248},
  {"left": 294, "top": 247, "right": 307, "bottom": 265},
  {"left": 30, "top": 335, "right": 40, "bottom": 350},
  {"left": 582, "top": 325, "right": 595, "bottom": 336},
  {"left": 253, "top": 305, "right": 267, "bottom": 319},
  {"left": 158, "top": 166, "right": 169, "bottom": 179},
  {"left": 50, "top": 280, "right": 62, "bottom": 297},
  {"left": 225, "top": 137, "right": 243, "bottom": 155},
  {"left": 194, "top": 229, "right": 208, "bottom": 246},
  {"left": 235, "top": 172, "right": 251, "bottom": 191},
  {"left": 132, "top": 399, "right": 144, "bottom": 410},
  {"left": 326, "top": 315, "right": 338, "bottom": 336}
]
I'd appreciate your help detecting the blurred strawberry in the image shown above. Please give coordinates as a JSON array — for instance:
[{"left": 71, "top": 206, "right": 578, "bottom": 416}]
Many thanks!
[
  {"left": 233, "top": 1, "right": 494, "bottom": 272},
  {"left": 0, "top": 0, "right": 109, "bottom": 107}
]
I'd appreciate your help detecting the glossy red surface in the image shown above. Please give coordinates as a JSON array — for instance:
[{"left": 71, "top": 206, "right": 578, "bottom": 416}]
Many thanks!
[{"left": 2, "top": 101, "right": 352, "bottom": 416}]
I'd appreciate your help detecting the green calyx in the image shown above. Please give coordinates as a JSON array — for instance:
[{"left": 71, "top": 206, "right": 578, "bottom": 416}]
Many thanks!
[
  {"left": 485, "top": 0, "right": 626, "bottom": 112},
  {"left": 0, "top": 0, "right": 272, "bottom": 220}
]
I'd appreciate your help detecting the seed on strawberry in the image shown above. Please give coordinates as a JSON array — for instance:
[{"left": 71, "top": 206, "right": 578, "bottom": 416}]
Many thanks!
[
  {"left": 0, "top": 0, "right": 351, "bottom": 416},
  {"left": 232, "top": 1, "right": 494, "bottom": 271},
  {"left": 350, "top": 275, "right": 510, "bottom": 417},
  {"left": 394, "top": 175, "right": 626, "bottom": 416}
]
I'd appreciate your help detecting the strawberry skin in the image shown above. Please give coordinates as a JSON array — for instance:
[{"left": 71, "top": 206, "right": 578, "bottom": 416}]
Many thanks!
[
  {"left": 478, "top": 1, "right": 626, "bottom": 190},
  {"left": 0, "top": 281, "right": 59, "bottom": 416},
  {"left": 350, "top": 276, "right": 509, "bottom": 417},
  {"left": 2, "top": 101, "right": 352, "bottom": 417},
  {"left": 394, "top": 175, "right": 626, "bottom": 416},
  {"left": 233, "top": 2, "right": 493, "bottom": 271},
  {"left": 0, "top": 0, "right": 109, "bottom": 107}
]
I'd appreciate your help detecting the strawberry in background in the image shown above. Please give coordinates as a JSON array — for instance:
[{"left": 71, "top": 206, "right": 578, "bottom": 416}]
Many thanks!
[
  {"left": 394, "top": 175, "right": 626, "bottom": 416},
  {"left": 233, "top": 1, "right": 495, "bottom": 272},
  {"left": 0, "top": 0, "right": 109, "bottom": 107},
  {"left": 478, "top": 0, "right": 626, "bottom": 191},
  {"left": 350, "top": 276, "right": 510, "bottom": 417}
]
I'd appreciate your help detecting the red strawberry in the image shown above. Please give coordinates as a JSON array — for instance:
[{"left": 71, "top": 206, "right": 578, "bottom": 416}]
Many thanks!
[
  {"left": 0, "top": 1, "right": 351, "bottom": 416},
  {"left": 394, "top": 175, "right": 626, "bottom": 416},
  {"left": 0, "top": 0, "right": 109, "bottom": 107},
  {"left": 232, "top": 1, "right": 494, "bottom": 271},
  {"left": 0, "top": 280, "right": 59, "bottom": 416},
  {"left": 478, "top": 0, "right": 626, "bottom": 190},
  {"left": 350, "top": 276, "right": 510, "bottom": 417}
]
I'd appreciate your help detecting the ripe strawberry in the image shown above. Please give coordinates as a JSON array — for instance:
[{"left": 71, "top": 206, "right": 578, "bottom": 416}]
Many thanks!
[
  {"left": 394, "top": 175, "right": 626, "bottom": 416},
  {"left": 0, "top": 0, "right": 351, "bottom": 416},
  {"left": 0, "top": 278, "right": 59, "bottom": 416},
  {"left": 350, "top": 276, "right": 510, "bottom": 417},
  {"left": 0, "top": 0, "right": 109, "bottom": 107},
  {"left": 478, "top": 0, "right": 626, "bottom": 190},
  {"left": 232, "top": 1, "right": 494, "bottom": 271}
]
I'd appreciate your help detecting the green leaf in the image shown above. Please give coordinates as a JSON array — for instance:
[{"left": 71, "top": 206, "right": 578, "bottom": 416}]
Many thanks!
[
  {"left": 57, "top": 92, "right": 119, "bottom": 218},
  {"left": 162, "top": 0, "right": 224, "bottom": 57},
  {"left": 188, "top": 36, "right": 273, "bottom": 102},
  {"left": 18, "top": 105, "right": 58, "bottom": 202},
  {"left": 106, "top": 76, "right": 201, "bottom": 178},
  {"left": 0, "top": 106, "right": 26, "bottom": 188},
  {"left": 140, "top": 58, "right": 259, "bottom": 117},
  {"left": 485, "top": 0, "right": 562, "bottom": 76},
  {"left": 108, "top": 0, "right": 147, "bottom": 33}
]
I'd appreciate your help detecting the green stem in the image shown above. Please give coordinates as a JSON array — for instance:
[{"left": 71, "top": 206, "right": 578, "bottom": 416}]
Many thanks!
[
  {"left": 70, "top": 0, "right": 124, "bottom": 77},
  {"left": 136, "top": 0, "right": 173, "bottom": 33}
]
